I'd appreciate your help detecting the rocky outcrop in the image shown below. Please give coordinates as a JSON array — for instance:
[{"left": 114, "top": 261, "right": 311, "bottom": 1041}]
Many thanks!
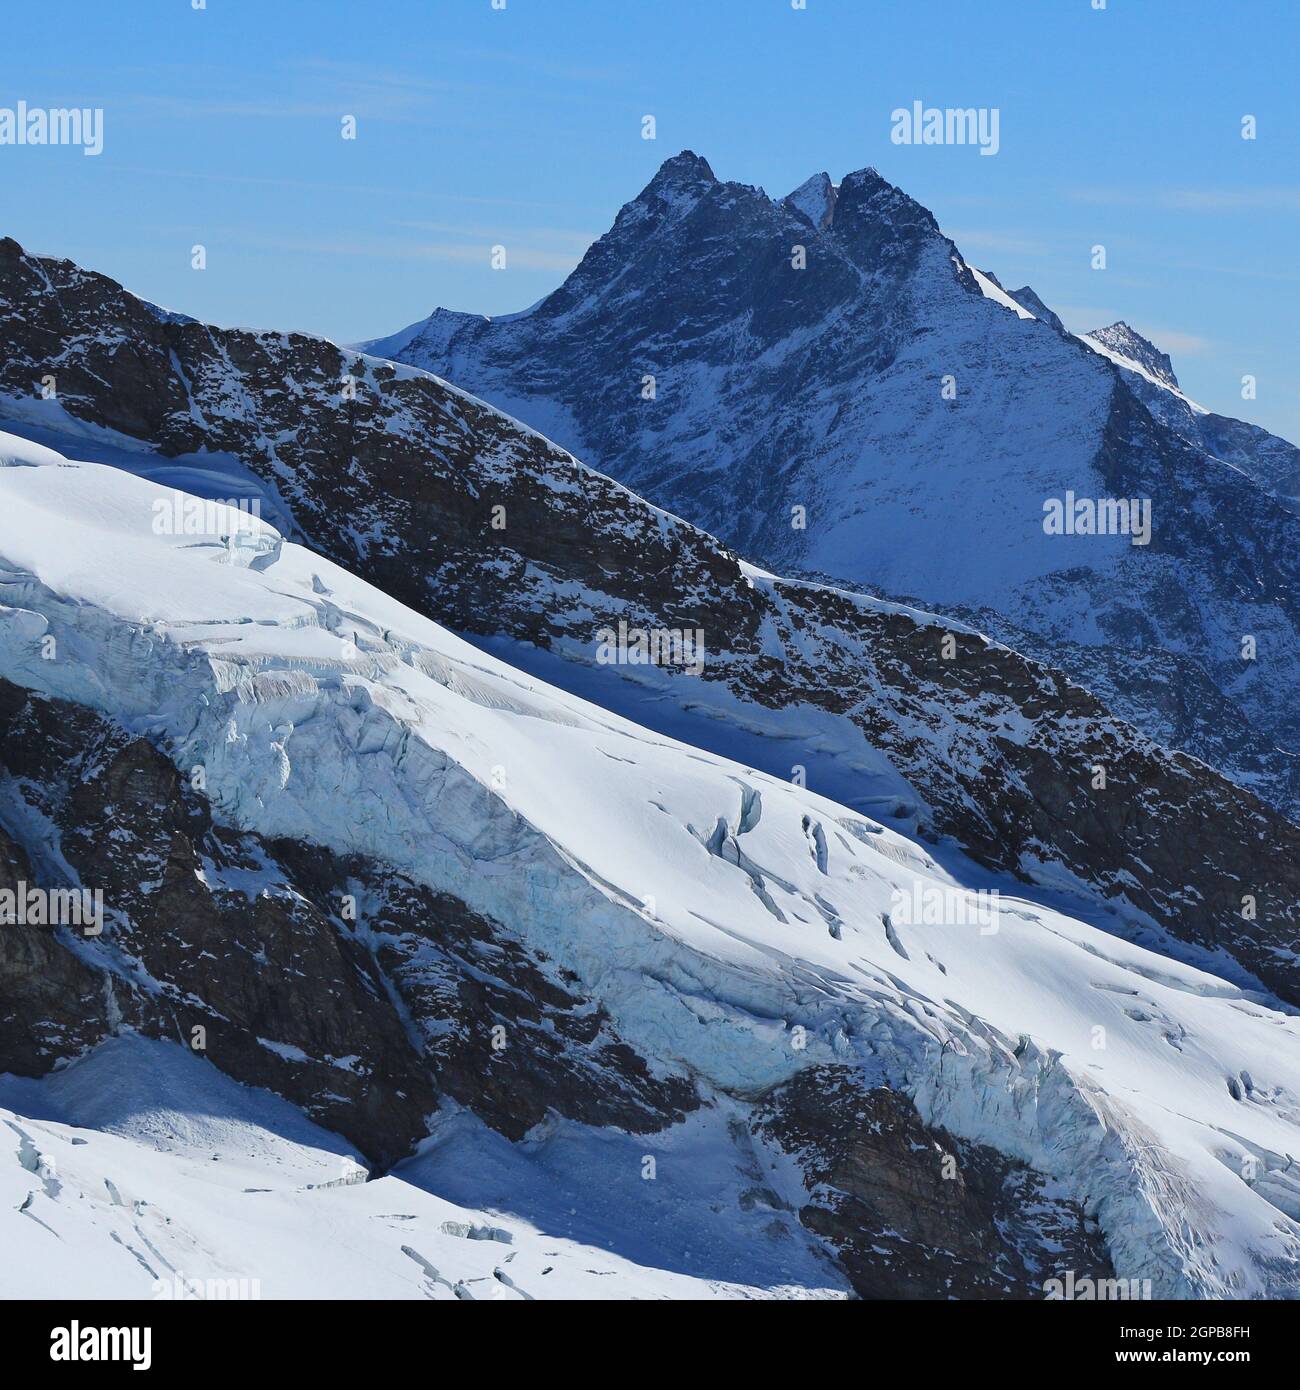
[
  {"left": 0, "top": 824, "right": 112, "bottom": 1075},
  {"left": 1086, "top": 322, "right": 1180, "bottom": 390},
  {"left": 1008, "top": 285, "right": 1064, "bottom": 334},
  {"left": 0, "top": 680, "right": 697, "bottom": 1166},
  {"left": 753, "top": 1066, "right": 1114, "bottom": 1299}
]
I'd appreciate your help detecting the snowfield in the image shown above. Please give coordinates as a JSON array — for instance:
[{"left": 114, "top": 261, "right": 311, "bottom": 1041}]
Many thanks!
[
  {"left": 2, "top": 1037, "right": 834, "bottom": 1299},
  {"left": 5, "top": 432, "right": 1300, "bottom": 1297}
]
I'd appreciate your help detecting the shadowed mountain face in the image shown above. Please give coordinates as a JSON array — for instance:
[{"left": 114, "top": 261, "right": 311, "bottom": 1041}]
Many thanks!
[{"left": 362, "top": 153, "right": 1300, "bottom": 821}]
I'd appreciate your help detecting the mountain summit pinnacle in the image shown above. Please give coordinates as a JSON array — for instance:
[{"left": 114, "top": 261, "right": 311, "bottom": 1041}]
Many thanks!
[
  {"left": 1086, "top": 321, "right": 1179, "bottom": 390},
  {"left": 832, "top": 164, "right": 940, "bottom": 236},
  {"left": 1008, "top": 286, "right": 1065, "bottom": 334},
  {"left": 641, "top": 149, "right": 717, "bottom": 194},
  {"left": 782, "top": 172, "right": 837, "bottom": 229}
]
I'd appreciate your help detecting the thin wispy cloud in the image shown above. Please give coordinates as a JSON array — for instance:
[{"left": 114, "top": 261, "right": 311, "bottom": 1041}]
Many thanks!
[
  {"left": 1164, "top": 257, "right": 1300, "bottom": 285},
  {"left": 392, "top": 219, "right": 597, "bottom": 248},
  {"left": 435, "top": 44, "right": 629, "bottom": 85},
  {"left": 107, "top": 57, "right": 512, "bottom": 124},
  {"left": 1147, "top": 328, "right": 1212, "bottom": 357},
  {"left": 1052, "top": 305, "right": 1123, "bottom": 333},
  {"left": 413, "top": 243, "right": 586, "bottom": 272},
  {"left": 947, "top": 229, "right": 1049, "bottom": 258},
  {"left": 110, "top": 164, "right": 564, "bottom": 209},
  {"left": 1067, "top": 186, "right": 1300, "bottom": 212},
  {"left": 105, "top": 52, "right": 609, "bottom": 124},
  {"left": 238, "top": 231, "right": 587, "bottom": 274},
  {"left": 113, "top": 89, "right": 456, "bottom": 124}
]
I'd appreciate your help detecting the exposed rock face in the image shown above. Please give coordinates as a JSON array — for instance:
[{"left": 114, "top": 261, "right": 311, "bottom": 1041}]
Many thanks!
[
  {"left": 0, "top": 678, "right": 437, "bottom": 1165},
  {"left": 359, "top": 155, "right": 1300, "bottom": 823},
  {"left": 268, "top": 839, "right": 698, "bottom": 1143},
  {"left": 745, "top": 590, "right": 1300, "bottom": 1005},
  {"left": 1008, "top": 285, "right": 1065, "bottom": 334},
  {"left": 0, "top": 679, "right": 697, "bottom": 1167},
  {"left": 0, "top": 234, "right": 744, "bottom": 649},
  {"left": 753, "top": 1067, "right": 1114, "bottom": 1299},
  {"left": 0, "top": 825, "right": 111, "bottom": 1075},
  {"left": 1, "top": 237, "right": 1299, "bottom": 1004}
]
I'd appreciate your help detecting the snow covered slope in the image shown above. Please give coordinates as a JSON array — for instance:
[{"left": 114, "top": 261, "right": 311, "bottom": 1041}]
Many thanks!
[
  {"left": 5, "top": 435, "right": 1300, "bottom": 1297},
  {"left": 361, "top": 154, "right": 1300, "bottom": 822},
  {"left": 2, "top": 1038, "right": 829, "bottom": 1299}
]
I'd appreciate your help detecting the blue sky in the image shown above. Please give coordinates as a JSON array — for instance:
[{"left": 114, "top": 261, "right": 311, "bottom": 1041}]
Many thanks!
[{"left": 4, "top": 0, "right": 1298, "bottom": 440}]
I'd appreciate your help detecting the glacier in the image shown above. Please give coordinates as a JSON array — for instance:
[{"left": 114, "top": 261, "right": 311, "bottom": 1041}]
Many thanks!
[{"left": 5, "top": 432, "right": 1300, "bottom": 1296}]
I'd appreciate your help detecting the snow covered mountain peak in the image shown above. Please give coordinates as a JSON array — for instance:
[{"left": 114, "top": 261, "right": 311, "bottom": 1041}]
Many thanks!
[
  {"left": 782, "top": 171, "right": 837, "bottom": 229},
  {"left": 638, "top": 148, "right": 718, "bottom": 200},
  {"left": 1007, "top": 284, "right": 1065, "bottom": 334},
  {"left": 1086, "top": 321, "right": 1180, "bottom": 390},
  {"left": 358, "top": 153, "right": 1300, "bottom": 821}
]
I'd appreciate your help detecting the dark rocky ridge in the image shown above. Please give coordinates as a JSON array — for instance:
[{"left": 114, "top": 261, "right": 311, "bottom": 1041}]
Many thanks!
[
  {"left": 1008, "top": 284, "right": 1064, "bottom": 334},
  {"left": 2, "top": 236, "right": 1300, "bottom": 1005},
  {"left": 1086, "top": 322, "right": 1180, "bottom": 390}
]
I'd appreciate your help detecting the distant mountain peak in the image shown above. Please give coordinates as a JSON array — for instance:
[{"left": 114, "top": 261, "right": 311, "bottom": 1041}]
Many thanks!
[
  {"left": 782, "top": 171, "right": 837, "bottom": 230},
  {"left": 833, "top": 164, "right": 940, "bottom": 236},
  {"left": 1009, "top": 285, "right": 1065, "bottom": 334},
  {"left": 1086, "top": 320, "right": 1179, "bottom": 389},
  {"left": 640, "top": 149, "right": 717, "bottom": 197}
]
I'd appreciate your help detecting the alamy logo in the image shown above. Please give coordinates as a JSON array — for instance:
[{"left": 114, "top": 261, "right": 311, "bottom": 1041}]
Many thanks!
[
  {"left": 1043, "top": 1271, "right": 1152, "bottom": 1301},
  {"left": 152, "top": 493, "right": 263, "bottom": 537},
  {"left": 49, "top": 1323, "right": 151, "bottom": 1370},
  {"left": 890, "top": 881, "right": 1000, "bottom": 934},
  {"left": 152, "top": 1273, "right": 262, "bottom": 1300},
  {"left": 891, "top": 101, "right": 1000, "bottom": 156},
  {"left": 596, "top": 619, "right": 706, "bottom": 676},
  {"left": 0, "top": 101, "right": 103, "bottom": 156},
  {"left": 0, "top": 881, "right": 102, "bottom": 936},
  {"left": 1042, "top": 491, "right": 1152, "bottom": 546}
]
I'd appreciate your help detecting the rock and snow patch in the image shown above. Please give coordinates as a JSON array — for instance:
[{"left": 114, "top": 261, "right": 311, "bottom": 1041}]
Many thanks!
[{"left": 1, "top": 1039, "right": 824, "bottom": 1299}]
